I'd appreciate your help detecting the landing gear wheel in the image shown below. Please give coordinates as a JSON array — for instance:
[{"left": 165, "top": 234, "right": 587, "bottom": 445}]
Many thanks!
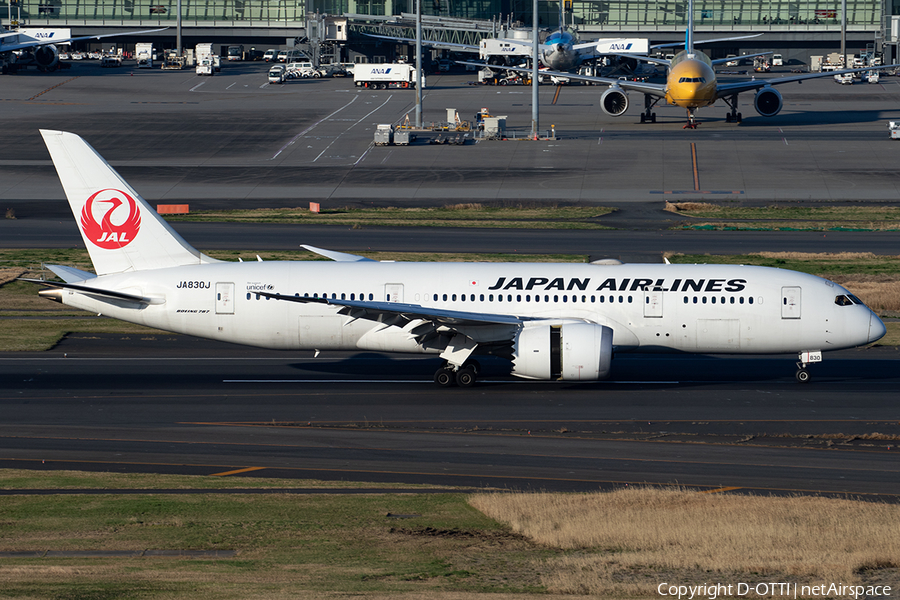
[
  {"left": 456, "top": 366, "right": 477, "bottom": 387},
  {"left": 640, "top": 113, "right": 646, "bottom": 123},
  {"left": 736, "top": 112, "right": 742, "bottom": 123},
  {"left": 434, "top": 368, "right": 455, "bottom": 387},
  {"left": 796, "top": 369, "right": 811, "bottom": 383},
  {"left": 651, "top": 113, "right": 656, "bottom": 123},
  {"left": 725, "top": 113, "right": 732, "bottom": 123}
]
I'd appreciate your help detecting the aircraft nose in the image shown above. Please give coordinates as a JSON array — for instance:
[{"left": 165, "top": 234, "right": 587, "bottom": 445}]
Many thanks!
[{"left": 868, "top": 312, "right": 887, "bottom": 344}]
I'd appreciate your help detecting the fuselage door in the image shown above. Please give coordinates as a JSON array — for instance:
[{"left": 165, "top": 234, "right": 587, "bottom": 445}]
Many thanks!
[
  {"left": 781, "top": 286, "right": 801, "bottom": 319},
  {"left": 384, "top": 283, "right": 404, "bottom": 303},
  {"left": 216, "top": 282, "right": 235, "bottom": 314},
  {"left": 643, "top": 291, "right": 663, "bottom": 318}
]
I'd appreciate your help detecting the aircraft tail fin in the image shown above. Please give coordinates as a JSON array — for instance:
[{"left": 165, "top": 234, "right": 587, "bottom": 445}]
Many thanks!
[
  {"left": 40, "top": 130, "right": 220, "bottom": 276},
  {"left": 685, "top": 0, "right": 694, "bottom": 52}
]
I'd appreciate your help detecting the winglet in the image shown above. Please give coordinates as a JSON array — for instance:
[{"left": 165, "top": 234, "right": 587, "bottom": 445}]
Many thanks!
[{"left": 301, "top": 245, "right": 376, "bottom": 262}]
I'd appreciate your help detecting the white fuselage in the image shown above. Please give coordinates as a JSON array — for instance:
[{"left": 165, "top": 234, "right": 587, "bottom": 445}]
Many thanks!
[{"left": 57, "top": 261, "right": 882, "bottom": 357}]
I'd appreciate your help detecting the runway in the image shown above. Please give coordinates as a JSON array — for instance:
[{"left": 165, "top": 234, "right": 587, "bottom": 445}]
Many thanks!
[
  {"left": 1, "top": 60, "right": 898, "bottom": 498},
  {"left": 1, "top": 334, "right": 898, "bottom": 497}
]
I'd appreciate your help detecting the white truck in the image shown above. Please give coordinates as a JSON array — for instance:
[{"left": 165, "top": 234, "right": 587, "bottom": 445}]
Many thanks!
[
  {"left": 135, "top": 42, "right": 154, "bottom": 68},
  {"left": 353, "top": 63, "right": 423, "bottom": 89},
  {"left": 195, "top": 43, "right": 215, "bottom": 75}
]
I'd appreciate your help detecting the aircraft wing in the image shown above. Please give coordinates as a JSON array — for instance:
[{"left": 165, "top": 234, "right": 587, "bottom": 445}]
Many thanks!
[
  {"left": 363, "top": 33, "right": 478, "bottom": 53},
  {"left": 258, "top": 291, "right": 529, "bottom": 327},
  {"left": 459, "top": 61, "right": 667, "bottom": 97},
  {"left": 607, "top": 52, "right": 670, "bottom": 66},
  {"left": 651, "top": 33, "right": 763, "bottom": 49},
  {"left": 715, "top": 63, "right": 900, "bottom": 96},
  {"left": 1, "top": 27, "right": 167, "bottom": 53},
  {"left": 710, "top": 51, "right": 772, "bottom": 66}
]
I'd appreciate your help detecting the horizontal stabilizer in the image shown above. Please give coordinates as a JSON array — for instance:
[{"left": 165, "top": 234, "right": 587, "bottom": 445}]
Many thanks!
[
  {"left": 44, "top": 264, "right": 96, "bottom": 283},
  {"left": 18, "top": 278, "right": 164, "bottom": 305}
]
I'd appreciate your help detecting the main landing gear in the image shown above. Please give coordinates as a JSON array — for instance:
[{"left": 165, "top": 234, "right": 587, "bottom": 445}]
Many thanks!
[
  {"left": 640, "top": 94, "right": 659, "bottom": 123},
  {"left": 434, "top": 360, "right": 480, "bottom": 388},
  {"left": 722, "top": 95, "right": 743, "bottom": 123}
]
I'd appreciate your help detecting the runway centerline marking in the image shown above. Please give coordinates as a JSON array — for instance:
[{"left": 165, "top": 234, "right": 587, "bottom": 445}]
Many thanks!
[
  {"left": 691, "top": 142, "right": 700, "bottom": 191},
  {"left": 210, "top": 466, "right": 267, "bottom": 477},
  {"left": 700, "top": 486, "right": 742, "bottom": 494}
]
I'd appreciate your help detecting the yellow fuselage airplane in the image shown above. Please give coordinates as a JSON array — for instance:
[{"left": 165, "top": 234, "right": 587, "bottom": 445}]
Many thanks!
[{"left": 480, "top": 0, "right": 899, "bottom": 128}]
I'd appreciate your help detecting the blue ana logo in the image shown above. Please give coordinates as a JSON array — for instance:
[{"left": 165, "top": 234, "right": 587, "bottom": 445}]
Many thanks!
[
  {"left": 33, "top": 32, "right": 56, "bottom": 38},
  {"left": 372, "top": 68, "right": 392, "bottom": 74},
  {"left": 609, "top": 43, "right": 633, "bottom": 51}
]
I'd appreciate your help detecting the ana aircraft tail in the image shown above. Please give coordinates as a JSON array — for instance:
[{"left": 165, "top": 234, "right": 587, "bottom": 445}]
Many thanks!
[
  {"left": 40, "top": 130, "right": 219, "bottom": 276},
  {"left": 685, "top": 0, "right": 694, "bottom": 53}
]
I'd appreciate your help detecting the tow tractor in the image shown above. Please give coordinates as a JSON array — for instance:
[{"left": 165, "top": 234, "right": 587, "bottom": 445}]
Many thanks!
[{"left": 889, "top": 121, "right": 900, "bottom": 139}]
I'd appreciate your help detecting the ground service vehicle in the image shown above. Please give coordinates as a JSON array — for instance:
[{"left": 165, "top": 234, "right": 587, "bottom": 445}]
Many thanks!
[
  {"left": 135, "top": 42, "right": 153, "bottom": 68},
  {"left": 353, "top": 63, "right": 423, "bottom": 89},
  {"left": 267, "top": 64, "right": 285, "bottom": 83},
  {"left": 263, "top": 49, "right": 276, "bottom": 62},
  {"left": 227, "top": 45, "right": 243, "bottom": 61},
  {"left": 195, "top": 43, "right": 215, "bottom": 75}
]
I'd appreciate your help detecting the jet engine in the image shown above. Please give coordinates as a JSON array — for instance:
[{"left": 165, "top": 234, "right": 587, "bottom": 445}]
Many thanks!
[
  {"left": 34, "top": 44, "right": 60, "bottom": 70},
  {"left": 600, "top": 86, "right": 629, "bottom": 117},
  {"left": 511, "top": 322, "right": 613, "bottom": 380},
  {"left": 754, "top": 86, "right": 783, "bottom": 117}
]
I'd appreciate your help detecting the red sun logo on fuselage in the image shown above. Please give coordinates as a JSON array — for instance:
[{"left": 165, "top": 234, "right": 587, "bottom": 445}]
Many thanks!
[{"left": 80, "top": 189, "right": 142, "bottom": 249}]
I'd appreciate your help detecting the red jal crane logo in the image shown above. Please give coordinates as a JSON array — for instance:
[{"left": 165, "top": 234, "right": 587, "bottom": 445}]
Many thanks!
[{"left": 80, "top": 189, "right": 142, "bottom": 249}]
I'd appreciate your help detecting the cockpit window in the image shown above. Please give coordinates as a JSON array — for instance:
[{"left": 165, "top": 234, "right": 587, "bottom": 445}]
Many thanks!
[
  {"left": 678, "top": 77, "right": 707, "bottom": 83},
  {"left": 834, "top": 294, "right": 863, "bottom": 306}
]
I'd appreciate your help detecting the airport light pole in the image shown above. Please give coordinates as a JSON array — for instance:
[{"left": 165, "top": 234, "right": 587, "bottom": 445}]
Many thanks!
[
  {"left": 531, "top": 0, "right": 538, "bottom": 138},
  {"left": 176, "top": 0, "right": 182, "bottom": 55},
  {"left": 415, "top": 0, "right": 423, "bottom": 128}
]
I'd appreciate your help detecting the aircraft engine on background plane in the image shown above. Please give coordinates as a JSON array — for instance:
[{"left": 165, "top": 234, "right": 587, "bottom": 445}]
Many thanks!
[
  {"left": 33, "top": 44, "right": 60, "bottom": 70},
  {"left": 600, "top": 86, "right": 629, "bottom": 116},
  {"left": 754, "top": 86, "right": 783, "bottom": 117},
  {"left": 511, "top": 322, "right": 613, "bottom": 381}
]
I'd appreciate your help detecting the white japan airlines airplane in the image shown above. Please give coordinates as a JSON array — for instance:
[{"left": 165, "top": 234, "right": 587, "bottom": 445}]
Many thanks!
[{"left": 23, "top": 130, "right": 885, "bottom": 386}]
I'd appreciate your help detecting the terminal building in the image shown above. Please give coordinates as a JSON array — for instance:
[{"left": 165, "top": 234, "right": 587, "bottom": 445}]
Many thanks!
[{"left": 5, "top": 0, "right": 900, "bottom": 64}]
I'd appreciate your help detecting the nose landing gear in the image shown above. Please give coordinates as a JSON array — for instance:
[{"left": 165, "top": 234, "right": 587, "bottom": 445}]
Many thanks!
[
  {"left": 683, "top": 109, "right": 699, "bottom": 129},
  {"left": 795, "top": 350, "right": 822, "bottom": 384}
]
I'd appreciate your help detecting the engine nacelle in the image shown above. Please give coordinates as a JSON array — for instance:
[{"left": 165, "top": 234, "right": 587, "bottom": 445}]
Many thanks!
[
  {"left": 754, "top": 86, "right": 783, "bottom": 117},
  {"left": 511, "top": 323, "right": 613, "bottom": 381},
  {"left": 600, "top": 86, "right": 629, "bottom": 117},
  {"left": 34, "top": 44, "right": 59, "bottom": 69}
]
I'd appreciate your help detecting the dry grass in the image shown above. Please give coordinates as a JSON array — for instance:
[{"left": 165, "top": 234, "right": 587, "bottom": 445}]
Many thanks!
[
  {"left": 469, "top": 487, "right": 900, "bottom": 596},
  {"left": 665, "top": 201, "right": 720, "bottom": 212},
  {"left": 0, "top": 267, "right": 27, "bottom": 286},
  {"left": 756, "top": 253, "right": 900, "bottom": 312}
]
